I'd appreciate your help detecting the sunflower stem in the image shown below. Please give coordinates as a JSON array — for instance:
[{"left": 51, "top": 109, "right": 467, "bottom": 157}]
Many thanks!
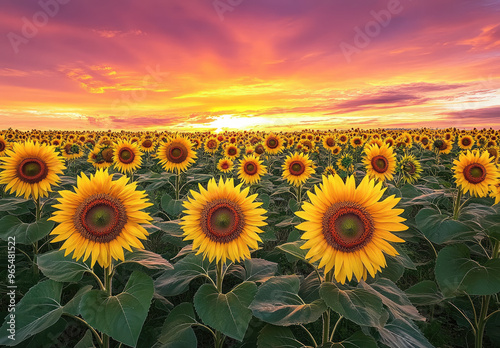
[
  {"left": 330, "top": 315, "right": 343, "bottom": 342},
  {"left": 297, "top": 185, "right": 302, "bottom": 205},
  {"left": 453, "top": 189, "right": 463, "bottom": 220},
  {"left": 215, "top": 261, "right": 225, "bottom": 348},
  {"left": 33, "top": 196, "right": 41, "bottom": 276},
  {"left": 102, "top": 264, "right": 113, "bottom": 348},
  {"left": 475, "top": 295, "right": 491, "bottom": 348},
  {"left": 322, "top": 270, "right": 333, "bottom": 345},
  {"left": 175, "top": 167, "right": 181, "bottom": 200}
]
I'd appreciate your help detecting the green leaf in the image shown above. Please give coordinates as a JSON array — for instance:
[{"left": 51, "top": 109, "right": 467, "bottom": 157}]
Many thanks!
[
  {"left": 377, "top": 318, "right": 434, "bottom": 348},
  {"left": 0, "top": 215, "right": 54, "bottom": 244},
  {"left": 80, "top": 271, "right": 154, "bottom": 347},
  {"left": 405, "top": 281, "right": 444, "bottom": 306},
  {"left": 64, "top": 285, "right": 93, "bottom": 316},
  {"left": 250, "top": 275, "right": 327, "bottom": 326},
  {"left": 244, "top": 258, "right": 278, "bottom": 282},
  {"left": 320, "top": 282, "right": 385, "bottom": 327},
  {"left": 122, "top": 249, "right": 173, "bottom": 270},
  {"left": 435, "top": 244, "right": 500, "bottom": 296},
  {"left": 0, "top": 197, "right": 34, "bottom": 215},
  {"left": 161, "top": 193, "right": 184, "bottom": 217},
  {"left": 415, "top": 208, "right": 473, "bottom": 244},
  {"left": 359, "top": 279, "right": 424, "bottom": 322},
  {"left": 154, "top": 303, "right": 198, "bottom": 348},
  {"left": 257, "top": 324, "right": 304, "bottom": 348},
  {"left": 259, "top": 193, "right": 270, "bottom": 210},
  {"left": 37, "top": 249, "right": 92, "bottom": 282},
  {"left": 194, "top": 281, "right": 257, "bottom": 341},
  {"left": 155, "top": 253, "right": 212, "bottom": 296},
  {"left": 332, "top": 331, "right": 378, "bottom": 348},
  {"left": 75, "top": 330, "right": 97, "bottom": 348},
  {"left": 0, "top": 280, "right": 63, "bottom": 346},
  {"left": 276, "top": 240, "right": 308, "bottom": 262}
]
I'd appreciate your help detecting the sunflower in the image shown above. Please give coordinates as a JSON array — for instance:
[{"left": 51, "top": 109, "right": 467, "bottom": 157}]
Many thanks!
[
  {"left": 362, "top": 143, "right": 396, "bottom": 182},
  {"left": 323, "top": 135, "right": 337, "bottom": 152},
  {"left": 486, "top": 146, "right": 499, "bottom": 164},
  {"left": 282, "top": 152, "right": 316, "bottom": 187},
  {"left": 204, "top": 138, "right": 219, "bottom": 154},
  {"left": 458, "top": 135, "right": 474, "bottom": 150},
  {"left": 453, "top": 150, "right": 499, "bottom": 197},
  {"left": 323, "top": 166, "right": 337, "bottom": 177},
  {"left": 397, "top": 154, "right": 422, "bottom": 184},
  {"left": 263, "top": 133, "right": 284, "bottom": 155},
  {"left": 337, "top": 153, "right": 354, "bottom": 173},
  {"left": 87, "top": 147, "right": 112, "bottom": 169},
  {"left": 224, "top": 144, "right": 241, "bottom": 159},
  {"left": 180, "top": 178, "right": 267, "bottom": 263},
  {"left": 0, "top": 140, "right": 66, "bottom": 200},
  {"left": 296, "top": 174, "right": 407, "bottom": 284},
  {"left": 49, "top": 170, "right": 153, "bottom": 268},
  {"left": 217, "top": 158, "right": 234, "bottom": 173},
  {"left": 157, "top": 137, "right": 197, "bottom": 173},
  {"left": 331, "top": 146, "right": 341, "bottom": 156},
  {"left": 61, "top": 142, "right": 83, "bottom": 160},
  {"left": 338, "top": 134, "right": 348, "bottom": 145},
  {"left": 238, "top": 155, "right": 267, "bottom": 185},
  {"left": 433, "top": 139, "right": 452, "bottom": 154},
  {"left": 113, "top": 140, "right": 142, "bottom": 174},
  {"left": 139, "top": 137, "right": 155, "bottom": 153},
  {"left": 350, "top": 136, "right": 363, "bottom": 148},
  {"left": 0, "top": 135, "right": 10, "bottom": 156}
]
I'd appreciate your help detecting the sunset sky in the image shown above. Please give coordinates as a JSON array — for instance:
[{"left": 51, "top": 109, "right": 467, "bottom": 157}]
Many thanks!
[{"left": 1, "top": 0, "right": 499, "bottom": 132}]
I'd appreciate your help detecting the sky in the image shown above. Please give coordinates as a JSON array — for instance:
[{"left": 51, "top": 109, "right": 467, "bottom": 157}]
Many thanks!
[{"left": 0, "top": 0, "right": 499, "bottom": 132}]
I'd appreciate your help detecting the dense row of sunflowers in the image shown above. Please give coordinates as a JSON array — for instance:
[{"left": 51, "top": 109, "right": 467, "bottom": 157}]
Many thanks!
[{"left": 0, "top": 127, "right": 499, "bottom": 348}]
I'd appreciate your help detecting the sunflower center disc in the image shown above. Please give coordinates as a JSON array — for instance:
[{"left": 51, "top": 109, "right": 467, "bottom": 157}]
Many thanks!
[
  {"left": 18, "top": 158, "right": 49, "bottom": 183},
  {"left": 462, "top": 138, "right": 471, "bottom": 146},
  {"left": 245, "top": 162, "right": 257, "bottom": 175},
  {"left": 326, "top": 138, "right": 335, "bottom": 147},
  {"left": 464, "top": 163, "right": 486, "bottom": 184},
  {"left": 201, "top": 200, "right": 244, "bottom": 243},
  {"left": 168, "top": 143, "right": 188, "bottom": 163},
  {"left": 75, "top": 194, "right": 127, "bottom": 243},
  {"left": 290, "top": 161, "right": 306, "bottom": 175},
  {"left": 371, "top": 155, "right": 388, "bottom": 173},
  {"left": 221, "top": 162, "right": 229, "bottom": 169},
  {"left": 322, "top": 202, "right": 374, "bottom": 252},
  {"left": 208, "top": 140, "right": 217, "bottom": 149},
  {"left": 228, "top": 148, "right": 237, "bottom": 155},
  {"left": 101, "top": 148, "right": 114, "bottom": 162},
  {"left": 267, "top": 138, "right": 278, "bottom": 148},
  {"left": 404, "top": 162, "right": 416, "bottom": 175},
  {"left": 255, "top": 145, "right": 265, "bottom": 154},
  {"left": 119, "top": 148, "right": 135, "bottom": 164},
  {"left": 0, "top": 141, "right": 5, "bottom": 151}
]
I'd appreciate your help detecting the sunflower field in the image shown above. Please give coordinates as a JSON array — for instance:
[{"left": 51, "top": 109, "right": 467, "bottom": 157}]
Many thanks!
[{"left": 0, "top": 128, "right": 500, "bottom": 348}]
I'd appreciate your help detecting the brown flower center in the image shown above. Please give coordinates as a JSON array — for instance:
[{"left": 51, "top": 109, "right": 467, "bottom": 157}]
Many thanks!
[
  {"left": 17, "top": 158, "right": 49, "bottom": 183},
  {"left": 167, "top": 142, "right": 188, "bottom": 163},
  {"left": 0, "top": 141, "right": 5, "bottom": 152},
  {"left": 322, "top": 202, "right": 374, "bottom": 252},
  {"left": 101, "top": 148, "right": 114, "bottom": 163},
  {"left": 200, "top": 199, "right": 244, "bottom": 243},
  {"left": 461, "top": 138, "right": 471, "bottom": 146},
  {"left": 118, "top": 147, "right": 135, "bottom": 164},
  {"left": 74, "top": 193, "right": 127, "bottom": 243},
  {"left": 207, "top": 140, "right": 217, "bottom": 149},
  {"left": 289, "top": 160, "right": 305, "bottom": 176},
  {"left": 221, "top": 162, "right": 229, "bottom": 170},
  {"left": 326, "top": 138, "right": 335, "bottom": 147},
  {"left": 266, "top": 137, "right": 279, "bottom": 149},
  {"left": 463, "top": 163, "right": 486, "bottom": 184},
  {"left": 255, "top": 144, "right": 265, "bottom": 154},
  {"left": 244, "top": 161, "right": 258, "bottom": 175},
  {"left": 371, "top": 155, "right": 388, "bottom": 173},
  {"left": 404, "top": 162, "right": 416, "bottom": 175},
  {"left": 228, "top": 147, "right": 237, "bottom": 156}
]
